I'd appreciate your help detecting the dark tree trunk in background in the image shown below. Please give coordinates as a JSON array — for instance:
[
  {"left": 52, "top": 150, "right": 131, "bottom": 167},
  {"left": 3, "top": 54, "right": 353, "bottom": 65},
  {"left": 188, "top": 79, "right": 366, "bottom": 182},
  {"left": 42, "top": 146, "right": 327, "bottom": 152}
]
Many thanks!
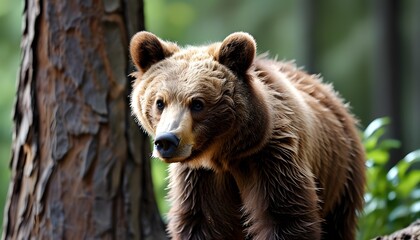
[
  {"left": 373, "top": 0, "right": 403, "bottom": 165},
  {"left": 406, "top": 0, "right": 420, "bottom": 153},
  {"left": 2, "top": 0, "right": 167, "bottom": 239}
]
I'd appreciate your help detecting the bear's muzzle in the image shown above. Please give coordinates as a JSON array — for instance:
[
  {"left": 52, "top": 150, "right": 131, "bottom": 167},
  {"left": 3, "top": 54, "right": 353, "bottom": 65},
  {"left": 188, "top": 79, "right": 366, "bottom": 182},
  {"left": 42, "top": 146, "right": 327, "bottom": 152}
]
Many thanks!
[{"left": 154, "top": 132, "right": 180, "bottom": 158}]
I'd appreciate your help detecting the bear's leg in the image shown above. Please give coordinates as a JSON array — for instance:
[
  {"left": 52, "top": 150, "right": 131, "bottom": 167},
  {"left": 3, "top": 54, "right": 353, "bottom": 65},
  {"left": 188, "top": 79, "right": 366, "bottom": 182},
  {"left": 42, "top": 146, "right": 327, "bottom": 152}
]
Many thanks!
[
  {"left": 322, "top": 199, "right": 358, "bottom": 240},
  {"left": 322, "top": 170, "right": 363, "bottom": 240},
  {"left": 167, "top": 164, "right": 245, "bottom": 240},
  {"left": 232, "top": 157, "right": 322, "bottom": 240}
]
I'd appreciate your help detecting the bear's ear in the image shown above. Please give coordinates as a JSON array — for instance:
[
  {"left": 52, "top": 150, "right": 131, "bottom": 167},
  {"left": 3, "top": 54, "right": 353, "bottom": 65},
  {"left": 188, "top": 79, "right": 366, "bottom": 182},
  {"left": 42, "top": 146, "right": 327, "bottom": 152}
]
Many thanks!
[
  {"left": 130, "top": 31, "right": 179, "bottom": 73},
  {"left": 216, "top": 32, "right": 256, "bottom": 75}
]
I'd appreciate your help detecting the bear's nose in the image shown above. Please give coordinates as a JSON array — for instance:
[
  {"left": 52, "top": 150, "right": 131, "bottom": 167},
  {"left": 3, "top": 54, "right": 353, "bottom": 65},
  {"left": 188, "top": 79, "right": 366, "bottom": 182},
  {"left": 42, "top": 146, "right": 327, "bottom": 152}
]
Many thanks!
[{"left": 154, "top": 132, "right": 180, "bottom": 158}]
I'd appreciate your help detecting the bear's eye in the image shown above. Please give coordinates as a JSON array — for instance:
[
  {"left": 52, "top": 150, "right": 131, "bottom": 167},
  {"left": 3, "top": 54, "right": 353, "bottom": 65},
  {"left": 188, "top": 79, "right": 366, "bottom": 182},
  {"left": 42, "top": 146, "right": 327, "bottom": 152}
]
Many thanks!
[
  {"left": 190, "top": 99, "right": 204, "bottom": 112},
  {"left": 156, "top": 99, "right": 165, "bottom": 111}
]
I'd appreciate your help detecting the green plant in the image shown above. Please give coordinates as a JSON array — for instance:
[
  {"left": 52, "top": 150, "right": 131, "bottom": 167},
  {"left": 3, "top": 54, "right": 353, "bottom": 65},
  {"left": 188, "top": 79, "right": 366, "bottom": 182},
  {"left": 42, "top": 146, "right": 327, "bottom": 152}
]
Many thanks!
[{"left": 358, "top": 118, "right": 420, "bottom": 239}]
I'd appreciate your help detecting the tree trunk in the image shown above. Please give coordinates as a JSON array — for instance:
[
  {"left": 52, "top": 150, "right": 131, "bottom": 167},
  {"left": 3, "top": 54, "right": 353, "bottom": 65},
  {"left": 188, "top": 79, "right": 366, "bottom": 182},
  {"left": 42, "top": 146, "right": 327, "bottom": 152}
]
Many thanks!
[
  {"left": 2, "top": 0, "right": 167, "bottom": 239},
  {"left": 373, "top": 0, "right": 403, "bottom": 165}
]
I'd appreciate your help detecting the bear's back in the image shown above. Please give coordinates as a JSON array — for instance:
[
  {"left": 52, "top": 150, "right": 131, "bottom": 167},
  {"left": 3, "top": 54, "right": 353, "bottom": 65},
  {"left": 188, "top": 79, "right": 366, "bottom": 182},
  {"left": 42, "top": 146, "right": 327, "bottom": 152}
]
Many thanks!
[{"left": 253, "top": 58, "right": 365, "bottom": 217}]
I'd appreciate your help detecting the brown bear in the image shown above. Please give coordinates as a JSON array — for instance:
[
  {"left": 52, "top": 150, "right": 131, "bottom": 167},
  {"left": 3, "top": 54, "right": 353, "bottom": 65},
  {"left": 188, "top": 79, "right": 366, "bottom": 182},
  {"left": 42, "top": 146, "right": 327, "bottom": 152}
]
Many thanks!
[{"left": 129, "top": 31, "right": 365, "bottom": 240}]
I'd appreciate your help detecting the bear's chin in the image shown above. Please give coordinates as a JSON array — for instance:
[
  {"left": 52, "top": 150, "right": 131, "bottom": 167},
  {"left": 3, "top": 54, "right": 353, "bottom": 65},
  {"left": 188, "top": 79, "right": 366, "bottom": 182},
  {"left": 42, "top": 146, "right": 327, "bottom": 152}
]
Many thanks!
[
  {"left": 158, "top": 157, "right": 186, "bottom": 164},
  {"left": 153, "top": 154, "right": 189, "bottom": 164},
  {"left": 153, "top": 148, "right": 216, "bottom": 170}
]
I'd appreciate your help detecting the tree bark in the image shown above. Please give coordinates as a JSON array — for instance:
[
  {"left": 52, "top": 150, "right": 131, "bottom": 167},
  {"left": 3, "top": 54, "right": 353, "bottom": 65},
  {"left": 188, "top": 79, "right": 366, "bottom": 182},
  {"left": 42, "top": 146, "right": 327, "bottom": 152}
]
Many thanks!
[
  {"left": 374, "top": 220, "right": 420, "bottom": 240},
  {"left": 2, "top": 0, "right": 167, "bottom": 239}
]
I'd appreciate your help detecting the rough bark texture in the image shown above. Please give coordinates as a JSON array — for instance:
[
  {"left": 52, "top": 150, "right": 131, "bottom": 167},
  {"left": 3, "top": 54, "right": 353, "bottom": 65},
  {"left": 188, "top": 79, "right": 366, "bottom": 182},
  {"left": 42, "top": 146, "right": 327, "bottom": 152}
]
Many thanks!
[
  {"left": 374, "top": 221, "right": 420, "bottom": 240},
  {"left": 2, "top": 0, "right": 167, "bottom": 239}
]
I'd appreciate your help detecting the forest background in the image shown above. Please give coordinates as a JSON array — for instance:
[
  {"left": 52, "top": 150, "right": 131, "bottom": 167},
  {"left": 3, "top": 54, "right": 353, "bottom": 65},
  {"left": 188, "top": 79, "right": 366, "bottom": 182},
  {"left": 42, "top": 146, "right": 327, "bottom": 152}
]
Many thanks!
[{"left": 0, "top": 0, "right": 419, "bottom": 238}]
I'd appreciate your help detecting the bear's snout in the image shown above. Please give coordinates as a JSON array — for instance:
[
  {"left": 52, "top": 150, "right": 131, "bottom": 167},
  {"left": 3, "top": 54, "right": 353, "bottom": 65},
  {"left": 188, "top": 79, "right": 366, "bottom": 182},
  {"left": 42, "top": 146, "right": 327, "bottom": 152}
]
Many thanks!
[{"left": 154, "top": 132, "right": 180, "bottom": 158}]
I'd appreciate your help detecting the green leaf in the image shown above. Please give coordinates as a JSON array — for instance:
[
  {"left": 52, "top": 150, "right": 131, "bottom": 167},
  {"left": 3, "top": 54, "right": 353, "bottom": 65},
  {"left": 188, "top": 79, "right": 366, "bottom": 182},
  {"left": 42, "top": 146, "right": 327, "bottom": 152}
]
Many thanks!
[
  {"left": 378, "top": 139, "right": 401, "bottom": 151},
  {"left": 402, "top": 149, "right": 420, "bottom": 164},
  {"left": 396, "top": 170, "right": 420, "bottom": 198},
  {"left": 364, "top": 137, "right": 378, "bottom": 151},
  {"left": 386, "top": 167, "right": 399, "bottom": 185},
  {"left": 367, "top": 149, "right": 389, "bottom": 165},
  {"left": 410, "top": 189, "right": 420, "bottom": 199},
  {"left": 388, "top": 205, "right": 410, "bottom": 221},
  {"left": 363, "top": 117, "right": 390, "bottom": 140},
  {"left": 392, "top": 149, "right": 420, "bottom": 180},
  {"left": 410, "top": 201, "right": 420, "bottom": 215}
]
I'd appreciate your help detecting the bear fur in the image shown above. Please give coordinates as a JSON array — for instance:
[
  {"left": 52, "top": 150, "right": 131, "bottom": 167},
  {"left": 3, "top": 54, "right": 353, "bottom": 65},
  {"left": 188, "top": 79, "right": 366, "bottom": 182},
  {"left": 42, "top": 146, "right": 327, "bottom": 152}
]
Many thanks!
[{"left": 130, "top": 31, "right": 366, "bottom": 240}]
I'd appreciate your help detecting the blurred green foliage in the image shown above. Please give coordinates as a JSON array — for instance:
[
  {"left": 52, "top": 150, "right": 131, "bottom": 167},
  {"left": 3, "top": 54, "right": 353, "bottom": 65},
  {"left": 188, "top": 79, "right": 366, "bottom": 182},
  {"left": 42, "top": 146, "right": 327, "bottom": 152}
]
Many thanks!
[
  {"left": 151, "top": 157, "right": 170, "bottom": 222},
  {"left": 358, "top": 118, "right": 420, "bottom": 239},
  {"left": 0, "top": 0, "right": 23, "bottom": 234}
]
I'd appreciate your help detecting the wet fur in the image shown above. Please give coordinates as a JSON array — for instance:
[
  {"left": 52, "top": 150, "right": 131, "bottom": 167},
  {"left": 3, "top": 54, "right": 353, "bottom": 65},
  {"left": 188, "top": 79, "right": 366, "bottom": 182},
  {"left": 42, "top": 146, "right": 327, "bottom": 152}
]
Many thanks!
[{"left": 130, "top": 32, "right": 365, "bottom": 240}]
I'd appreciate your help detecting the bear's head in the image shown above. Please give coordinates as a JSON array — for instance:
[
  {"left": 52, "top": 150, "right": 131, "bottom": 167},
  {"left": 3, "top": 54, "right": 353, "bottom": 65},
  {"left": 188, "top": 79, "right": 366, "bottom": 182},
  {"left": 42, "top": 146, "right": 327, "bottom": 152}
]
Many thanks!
[{"left": 130, "top": 32, "right": 270, "bottom": 169}]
